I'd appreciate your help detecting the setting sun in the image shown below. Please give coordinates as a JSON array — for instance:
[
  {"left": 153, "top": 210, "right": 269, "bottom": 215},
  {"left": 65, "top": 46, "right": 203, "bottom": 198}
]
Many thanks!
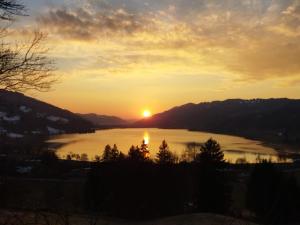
[{"left": 143, "top": 110, "right": 152, "bottom": 118}]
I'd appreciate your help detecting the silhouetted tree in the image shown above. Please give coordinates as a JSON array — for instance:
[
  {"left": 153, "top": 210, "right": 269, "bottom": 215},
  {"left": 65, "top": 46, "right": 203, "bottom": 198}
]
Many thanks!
[
  {"left": 156, "top": 140, "right": 177, "bottom": 164},
  {"left": 118, "top": 151, "right": 126, "bottom": 160},
  {"left": 128, "top": 145, "right": 142, "bottom": 161},
  {"left": 181, "top": 142, "right": 199, "bottom": 162},
  {"left": 195, "top": 139, "right": 230, "bottom": 213},
  {"left": 85, "top": 157, "right": 186, "bottom": 219},
  {"left": 195, "top": 138, "right": 225, "bottom": 166},
  {"left": 66, "top": 154, "right": 72, "bottom": 161},
  {"left": 111, "top": 144, "right": 120, "bottom": 159},
  {"left": 80, "top": 153, "right": 89, "bottom": 161},
  {"left": 75, "top": 154, "right": 80, "bottom": 160},
  {"left": 102, "top": 144, "right": 112, "bottom": 161},
  {"left": 140, "top": 140, "right": 150, "bottom": 159},
  {"left": 94, "top": 155, "right": 101, "bottom": 162},
  {"left": 246, "top": 161, "right": 300, "bottom": 224},
  {"left": 39, "top": 150, "right": 58, "bottom": 165},
  {"left": 102, "top": 144, "right": 120, "bottom": 161},
  {"left": 196, "top": 163, "right": 231, "bottom": 213},
  {"left": 128, "top": 140, "right": 150, "bottom": 161}
]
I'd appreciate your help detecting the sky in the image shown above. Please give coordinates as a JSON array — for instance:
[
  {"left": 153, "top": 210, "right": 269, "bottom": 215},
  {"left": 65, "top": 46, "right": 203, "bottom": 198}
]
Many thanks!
[{"left": 7, "top": 0, "right": 300, "bottom": 118}]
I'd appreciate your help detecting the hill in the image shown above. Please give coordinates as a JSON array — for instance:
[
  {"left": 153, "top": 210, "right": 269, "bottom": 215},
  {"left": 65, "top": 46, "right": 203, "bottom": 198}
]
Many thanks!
[
  {"left": 0, "top": 90, "right": 94, "bottom": 138},
  {"left": 134, "top": 99, "right": 300, "bottom": 144},
  {"left": 78, "top": 113, "right": 128, "bottom": 127}
]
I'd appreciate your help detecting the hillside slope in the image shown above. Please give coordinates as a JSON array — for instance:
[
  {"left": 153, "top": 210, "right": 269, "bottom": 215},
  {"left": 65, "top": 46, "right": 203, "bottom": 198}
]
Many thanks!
[
  {"left": 78, "top": 113, "right": 128, "bottom": 127},
  {"left": 0, "top": 90, "right": 94, "bottom": 138},
  {"left": 134, "top": 99, "right": 300, "bottom": 144}
]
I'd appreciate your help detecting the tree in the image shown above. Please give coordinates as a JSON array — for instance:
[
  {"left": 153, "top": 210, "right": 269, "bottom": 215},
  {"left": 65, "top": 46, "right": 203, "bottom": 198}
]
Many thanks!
[
  {"left": 40, "top": 150, "right": 58, "bottom": 164},
  {"left": 140, "top": 139, "right": 150, "bottom": 160},
  {"left": 195, "top": 138, "right": 225, "bottom": 165},
  {"left": 156, "top": 140, "right": 177, "bottom": 164},
  {"left": 102, "top": 144, "right": 120, "bottom": 161},
  {"left": 246, "top": 161, "right": 300, "bottom": 224},
  {"left": 102, "top": 144, "right": 112, "bottom": 161},
  {"left": 111, "top": 144, "right": 120, "bottom": 159},
  {"left": 0, "top": 1, "right": 56, "bottom": 92},
  {"left": 181, "top": 142, "right": 199, "bottom": 162},
  {"left": 195, "top": 139, "right": 230, "bottom": 213},
  {"left": 0, "top": 0, "right": 26, "bottom": 21},
  {"left": 128, "top": 145, "right": 143, "bottom": 161},
  {"left": 94, "top": 155, "right": 101, "bottom": 162},
  {"left": 80, "top": 153, "right": 89, "bottom": 161},
  {"left": 118, "top": 151, "right": 126, "bottom": 160},
  {"left": 128, "top": 140, "right": 150, "bottom": 161}
]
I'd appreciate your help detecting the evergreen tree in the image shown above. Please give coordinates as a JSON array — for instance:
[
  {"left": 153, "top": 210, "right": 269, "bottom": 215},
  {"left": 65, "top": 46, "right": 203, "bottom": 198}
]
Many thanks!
[
  {"left": 111, "top": 144, "right": 120, "bottom": 159},
  {"left": 118, "top": 151, "right": 126, "bottom": 160},
  {"left": 128, "top": 145, "right": 143, "bottom": 161},
  {"left": 195, "top": 138, "right": 225, "bottom": 165},
  {"left": 156, "top": 140, "right": 177, "bottom": 164},
  {"left": 102, "top": 144, "right": 112, "bottom": 161},
  {"left": 128, "top": 140, "right": 150, "bottom": 161},
  {"left": 140, "top": 140, "right": 150, "bottom": 159},
  {"left": 102, "top": 144, "right": 120, "bottom": 161}
]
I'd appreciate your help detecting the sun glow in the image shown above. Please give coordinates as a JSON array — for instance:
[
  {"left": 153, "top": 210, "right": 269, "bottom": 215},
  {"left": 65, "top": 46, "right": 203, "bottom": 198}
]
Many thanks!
[
  {"left": 143, "top": 131, "right": 150, "bottom": 145},
  {"left": 143, "top": 110, "right": 152, "bottom": 118}
]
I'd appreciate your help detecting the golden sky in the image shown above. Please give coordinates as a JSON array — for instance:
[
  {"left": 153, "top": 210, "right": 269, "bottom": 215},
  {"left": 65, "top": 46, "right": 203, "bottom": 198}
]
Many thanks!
[{"left": 9, "top": 0, "right": 300, "bottom": 118}]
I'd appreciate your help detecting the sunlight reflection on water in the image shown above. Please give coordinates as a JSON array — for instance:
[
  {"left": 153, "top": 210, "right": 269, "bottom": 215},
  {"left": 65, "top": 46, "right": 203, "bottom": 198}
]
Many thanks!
[{"left": 48, "top": 128, "right": 293, "bottom": 163}]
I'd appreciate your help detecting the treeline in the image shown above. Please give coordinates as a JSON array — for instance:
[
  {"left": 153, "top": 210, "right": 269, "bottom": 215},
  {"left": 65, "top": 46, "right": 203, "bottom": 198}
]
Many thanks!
[
  {"left": 83, "top": 138, "right": 300, "bottom": 224},
  {"left": 64, "top": 138, "right": 223, "bottom": 164},
  {"left": 85, "top": 138, "right": 229, "bottom": 220}
]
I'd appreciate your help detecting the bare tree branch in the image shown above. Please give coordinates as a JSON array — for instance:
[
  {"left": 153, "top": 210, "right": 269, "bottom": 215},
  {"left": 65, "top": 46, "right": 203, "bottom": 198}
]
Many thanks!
[
  {"left": 0, "top": 0, "right": 26, "bottom": 21},
  {"left": 0, "top": 1, "right": 56, "bottom": 92},
  {"left": 0, "top": 31, "right": 57, "bottom": 92}
]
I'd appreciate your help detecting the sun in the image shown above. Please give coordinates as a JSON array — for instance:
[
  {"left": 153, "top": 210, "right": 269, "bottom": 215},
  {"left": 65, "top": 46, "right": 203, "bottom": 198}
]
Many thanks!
[{"left": 143, "top": 110, "right": 152, "bottom": 118}]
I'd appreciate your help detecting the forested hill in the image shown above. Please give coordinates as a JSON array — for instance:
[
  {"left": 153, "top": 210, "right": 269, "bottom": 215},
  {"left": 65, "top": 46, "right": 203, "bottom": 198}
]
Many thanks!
[
  {"left": 78, "top": 113, "right": 128, "bottom": 127},
  {"left": 0, "top": 90, "right": 94, "bottom": 138},
  {"left": 134, "top": 99, "right": 300, "bottom": 144}
]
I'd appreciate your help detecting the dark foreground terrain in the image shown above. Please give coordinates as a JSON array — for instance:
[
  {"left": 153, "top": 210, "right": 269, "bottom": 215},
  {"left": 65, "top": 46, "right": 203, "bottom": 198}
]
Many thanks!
[
  {"left": 1, "top": 137, "right": 300, "bottom": 225},
  {"left": 0, "top": 211, "right": 259, "bottom": 225},
  {"left": 1, "top": 154, "right": 300, "bottom": 224}
]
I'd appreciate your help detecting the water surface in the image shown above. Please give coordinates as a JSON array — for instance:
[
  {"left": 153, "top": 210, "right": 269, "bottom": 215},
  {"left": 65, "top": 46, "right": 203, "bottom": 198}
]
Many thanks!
[{"left": 48, "top": 128, "right": 291, "bottom": 163}]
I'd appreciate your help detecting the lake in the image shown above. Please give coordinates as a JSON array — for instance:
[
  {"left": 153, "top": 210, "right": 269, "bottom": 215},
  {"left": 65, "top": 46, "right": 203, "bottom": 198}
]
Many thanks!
[{"left": 48, "top": 128, "right": 292, "bottom": 163}]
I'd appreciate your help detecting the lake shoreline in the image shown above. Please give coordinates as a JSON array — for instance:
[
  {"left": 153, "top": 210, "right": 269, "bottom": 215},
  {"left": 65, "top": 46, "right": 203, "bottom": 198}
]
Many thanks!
[
  {"left": 96, "top": 126, "right": 300, "bottom": 154},
  {"left": 47, "top": 128, "right": 296, "bottom": 163}
]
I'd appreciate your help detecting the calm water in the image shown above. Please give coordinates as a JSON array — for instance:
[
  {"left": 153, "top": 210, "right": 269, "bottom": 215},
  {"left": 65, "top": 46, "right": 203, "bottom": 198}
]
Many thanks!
[{"left": 48, "top": 128, "right": 291, "bottom": 163}]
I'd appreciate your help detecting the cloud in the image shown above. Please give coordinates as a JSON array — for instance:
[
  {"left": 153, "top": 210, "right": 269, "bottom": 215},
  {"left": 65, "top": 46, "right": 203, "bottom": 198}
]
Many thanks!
[
  {"left": 33, "top": 0, "right": 300, "bottom": 83},
  {"left": 38, "top": 7, "right": 150, "bottom": 40}
]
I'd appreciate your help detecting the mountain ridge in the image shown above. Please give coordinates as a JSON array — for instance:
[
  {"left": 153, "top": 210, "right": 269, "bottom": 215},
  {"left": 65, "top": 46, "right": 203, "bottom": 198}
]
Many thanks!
[
  {"left": 134, "top": 98, "right": 300, "bottom": 144},
  {"left": 0, "top": 90, "right": 94, "bottom": 138},
  {"left": 78, "top": 113, "right": 128, "bottom": 127}
]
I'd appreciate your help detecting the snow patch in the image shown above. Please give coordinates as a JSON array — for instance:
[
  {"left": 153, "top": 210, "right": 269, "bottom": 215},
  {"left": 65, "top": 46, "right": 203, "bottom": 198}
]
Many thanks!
[
  {"left": 36, "top": 113, "right": 46, "bottom": 118},
  {"left": 47, "top": 116, "right": 69, "bottom": 123},
  {"left": 19, "top": 105, "right": 32, "bottom": 113},
  {"left": 16, "top": 166, "right": 32, "bottom": 174},
  {"left": 7, "top": 133, "right": 24, "bottom": 138},
  {"left": 47, "top": 126, "right": 62, "bottom": 135},
  {"left": 0, "top": 127, "right": 7, "bottom": 134},
  {"left": 0, "top": 112, "right": 7, "bottom": 118},
  {"left": 3, "top": 115, "right": 20, "bottom": 122},
  {"left": 31, "top": 130, "right": 42, "bottom": 135}
]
